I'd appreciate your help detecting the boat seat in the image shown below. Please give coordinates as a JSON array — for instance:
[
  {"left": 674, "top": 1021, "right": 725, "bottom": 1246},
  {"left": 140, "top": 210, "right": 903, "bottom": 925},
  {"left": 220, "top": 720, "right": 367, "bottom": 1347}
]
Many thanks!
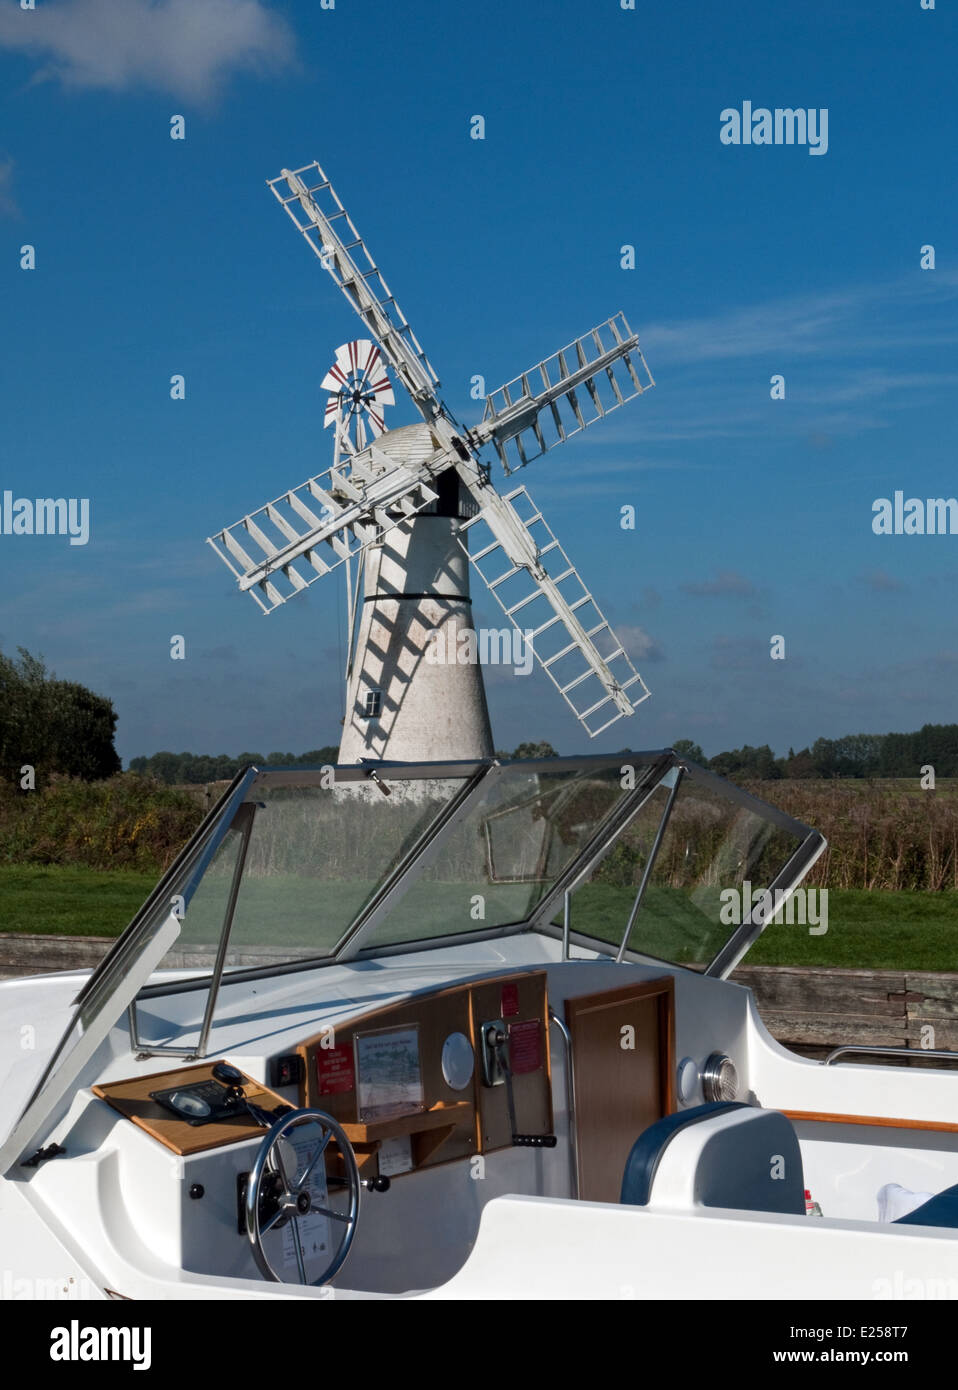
[
  {"left": 620, "top": 1101, "right": 806, "bottom": 1216},
  {"left": 894, "top": 1184, "right": 958, "bottom": 1229}
]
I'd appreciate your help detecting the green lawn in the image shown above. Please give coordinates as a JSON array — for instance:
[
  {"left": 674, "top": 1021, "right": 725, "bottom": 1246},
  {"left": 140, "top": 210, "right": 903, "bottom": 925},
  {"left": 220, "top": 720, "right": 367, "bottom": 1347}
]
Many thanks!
[
  {"left": 569, "top": 884, "right": 958, "bottom": 972},
  {"left": 745, "top": 888, "right": 958, "bottom": 971},
  {"left": 2, "top": 864, "right": 958, "bottom": 972},
  {"left": 0, "top": 864, "right": 156, "bottom": 936}
]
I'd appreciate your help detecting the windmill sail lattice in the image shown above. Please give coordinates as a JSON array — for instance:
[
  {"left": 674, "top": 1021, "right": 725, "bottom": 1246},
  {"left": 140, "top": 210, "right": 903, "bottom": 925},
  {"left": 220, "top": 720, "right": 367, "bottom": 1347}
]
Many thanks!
[
  {"left": 209, "top": 158, "right": 657, "bottom": 746},
  {"left": 207, "top": 456, "right": 438, "bottom": 614},
  {"left": 267, "top": 164, "right": 441, "bottom": 415},
  {"left": 472, "top": 314, "right": 654, "bottom": 474},
  {"left": 460, "top": 485, "right": 650, "bottom": 735}
]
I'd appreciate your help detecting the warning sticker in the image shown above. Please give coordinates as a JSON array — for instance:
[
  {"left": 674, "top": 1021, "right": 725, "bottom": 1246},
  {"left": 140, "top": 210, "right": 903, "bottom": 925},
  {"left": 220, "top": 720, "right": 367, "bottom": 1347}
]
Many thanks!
[
  {"left": 509, "top": 1018, "right": 542, "bottom": 1074},
  {"left": 501, "top": 982, "right": 520, "bottom": 1017},
  {"left": 316, "top": 1045, "right": 355, "bottom": 1096}
]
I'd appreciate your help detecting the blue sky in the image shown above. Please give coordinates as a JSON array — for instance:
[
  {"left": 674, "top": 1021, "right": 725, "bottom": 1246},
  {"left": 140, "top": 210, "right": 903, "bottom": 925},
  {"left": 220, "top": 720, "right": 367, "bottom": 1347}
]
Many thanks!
[{"left": 1, "top": 0, "right": 956, "bottom": 763}]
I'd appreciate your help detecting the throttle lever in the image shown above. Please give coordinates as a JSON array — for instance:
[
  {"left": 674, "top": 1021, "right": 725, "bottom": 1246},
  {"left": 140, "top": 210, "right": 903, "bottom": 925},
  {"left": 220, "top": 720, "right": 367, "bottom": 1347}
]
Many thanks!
[
  {"left": 211, "top": 1061, "right": 288, "bottom": 1129},
  {"left": 483, "top": 1022, "right": 557, "bottom": 1149}
]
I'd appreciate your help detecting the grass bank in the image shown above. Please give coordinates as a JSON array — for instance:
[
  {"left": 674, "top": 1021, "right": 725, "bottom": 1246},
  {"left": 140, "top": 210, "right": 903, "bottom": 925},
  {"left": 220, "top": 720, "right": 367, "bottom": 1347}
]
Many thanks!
[
  {"left": 2, "top": 866, "right": 957, "bottom": 972},
  {"left": 0, "top": 865, "right": 156, "bottom": 935}
]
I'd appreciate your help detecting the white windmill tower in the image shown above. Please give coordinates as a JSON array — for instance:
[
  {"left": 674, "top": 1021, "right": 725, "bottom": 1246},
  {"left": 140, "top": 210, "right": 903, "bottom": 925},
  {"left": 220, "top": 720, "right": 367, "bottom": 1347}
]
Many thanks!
[
  {"left": 318, "top": 333, "right": 491, "bottom": 762},
  {"left": 207, "top": 161, "right": 656, "bottom": 764}
]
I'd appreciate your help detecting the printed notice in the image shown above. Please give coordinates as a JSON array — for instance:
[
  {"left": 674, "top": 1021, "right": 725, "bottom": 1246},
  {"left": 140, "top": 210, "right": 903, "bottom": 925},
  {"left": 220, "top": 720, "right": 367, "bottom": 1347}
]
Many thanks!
[
  {"left": 279, "top": 1127, "right": 332, "bottom": 1273},
  {"left": 317, "top": 1044, "right": 355, "bottom": 1096},
  {"left": 378, "top": 1134, "right": 414, "bottom": 1177},
  {"left": 508, "top": 1018, "right": 542, "bottom": 1074},
  {"left": 355, "top": 1026, "right": 424, "bottom": 1121}
]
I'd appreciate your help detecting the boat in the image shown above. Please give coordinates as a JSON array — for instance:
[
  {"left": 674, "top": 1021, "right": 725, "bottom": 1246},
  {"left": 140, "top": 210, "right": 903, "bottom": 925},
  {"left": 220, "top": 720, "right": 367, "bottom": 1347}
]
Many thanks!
[{"left": 3, "top": 749, "right": 957, "bottom": 1302}]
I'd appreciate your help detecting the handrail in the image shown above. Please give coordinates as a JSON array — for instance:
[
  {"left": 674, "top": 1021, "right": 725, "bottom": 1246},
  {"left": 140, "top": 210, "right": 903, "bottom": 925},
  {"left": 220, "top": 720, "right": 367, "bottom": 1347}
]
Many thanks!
[
  {"left": 823, "top": 1044, "right": 958, "bottom": 1067},
  {"left": 548, "top": 1009, "right": 578, "bottom": 1199}
]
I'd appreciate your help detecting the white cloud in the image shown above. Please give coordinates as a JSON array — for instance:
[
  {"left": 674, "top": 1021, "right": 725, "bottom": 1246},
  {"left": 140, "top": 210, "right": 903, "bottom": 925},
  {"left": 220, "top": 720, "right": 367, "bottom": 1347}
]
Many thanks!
[
  {"left": 0, "top": 0, "right": 295, "bottom": 102},
  {"left": 643, "top": 272, "right": 958, "bottom": 367},
  {"left": 614, "top": 624, "right": 665, "bottom": 663}
]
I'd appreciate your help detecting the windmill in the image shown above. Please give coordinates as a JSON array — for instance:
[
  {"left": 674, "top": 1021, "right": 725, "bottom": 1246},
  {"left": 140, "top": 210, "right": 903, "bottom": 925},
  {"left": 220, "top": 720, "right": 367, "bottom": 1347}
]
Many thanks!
[{"left": 207, "top": 161, "right": 656, "bottom": 763}]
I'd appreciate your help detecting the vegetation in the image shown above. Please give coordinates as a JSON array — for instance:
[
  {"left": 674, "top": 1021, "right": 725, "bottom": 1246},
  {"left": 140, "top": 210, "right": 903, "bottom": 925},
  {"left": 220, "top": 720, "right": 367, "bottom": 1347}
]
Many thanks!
[
  {"left": 563, "top": 884, "right": 958, "bottom": 972},
  {"left": 0, "top": 774, "right": 202, "bottom": 872},
  {"left": 127, "top": 747, "right": 340, "bottom": 785},
  {"left": 494, "top": 741, "right": 560, "bottom": 760},
  {"left": 744, "top": 889, "right": 958, "bottom": 970},
  {"left": 4, "top": 867, "right": 956, "bottom": 973},
  {"left": 2, "top": 764, "right": 957, "bottom": 895},
  {"left": 2, "top": 638, "right": 953, "bottom": 974},
  {"left": 746, "top": 779, "right": 958, "bottom": 892},
  {"left": 672, "top": 724, "right": 958, "bottom": 781},
  {"left": 0, "top": 864, "right": 156, "bottom": 936},
  {"left": 0, "top": 647, "right": 120, "bottom": 786},
  {"left": 129, "top": 740, "right": 561, "bottom": 784},
  {"left": 129, "top": 723, "right": 958, "bottom": 786}
]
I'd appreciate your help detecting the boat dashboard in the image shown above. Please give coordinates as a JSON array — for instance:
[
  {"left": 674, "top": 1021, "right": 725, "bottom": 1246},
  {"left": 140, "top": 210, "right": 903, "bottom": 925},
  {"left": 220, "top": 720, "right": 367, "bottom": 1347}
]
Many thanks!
[{"left": 65, "top": 950, "right": 748, "bottom": 1294}]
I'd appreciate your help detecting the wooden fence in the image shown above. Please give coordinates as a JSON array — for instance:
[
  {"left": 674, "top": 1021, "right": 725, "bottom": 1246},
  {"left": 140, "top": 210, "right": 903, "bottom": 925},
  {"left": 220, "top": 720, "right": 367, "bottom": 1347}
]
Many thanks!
[{"left": 731, "top": 965, "right": 958, "bottom": 1059}]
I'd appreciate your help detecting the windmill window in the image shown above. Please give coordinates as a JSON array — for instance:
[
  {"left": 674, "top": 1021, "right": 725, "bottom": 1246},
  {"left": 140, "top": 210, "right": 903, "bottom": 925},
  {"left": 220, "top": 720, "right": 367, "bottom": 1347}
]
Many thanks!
[{"left": 363, "top": 689, "right": 382, "bottom": 719}]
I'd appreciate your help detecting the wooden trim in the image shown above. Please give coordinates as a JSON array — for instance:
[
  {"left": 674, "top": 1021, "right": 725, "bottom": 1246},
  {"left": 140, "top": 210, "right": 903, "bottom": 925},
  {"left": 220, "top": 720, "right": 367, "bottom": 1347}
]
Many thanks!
[
  {"left": 785, "top": 1109, "right": 958, "bottom": 1135},
  {"left": 339, "top": 1101, "right": 471, "bottom": 1145},
  {"left": 92, "top": 1061, "right": 290, "bottom": 1156}
]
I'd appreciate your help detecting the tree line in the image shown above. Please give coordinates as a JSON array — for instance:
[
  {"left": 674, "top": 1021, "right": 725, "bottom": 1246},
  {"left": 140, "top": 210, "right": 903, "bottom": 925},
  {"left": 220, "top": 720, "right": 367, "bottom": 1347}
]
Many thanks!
[
  {"left": 126, "top": 747, "right": 343, "bottom": 785},
  {"left": 672, "top": 726, "right": 958, "bottom": 780},
  {"left": 3, "top": 644, "right": 955, "bottom": 789},
  {"left": 128, "top": 729, "right": 958, "bottom": 786},
  {"left": 128, "top": 741, "right": 563, "bottom": 784}
]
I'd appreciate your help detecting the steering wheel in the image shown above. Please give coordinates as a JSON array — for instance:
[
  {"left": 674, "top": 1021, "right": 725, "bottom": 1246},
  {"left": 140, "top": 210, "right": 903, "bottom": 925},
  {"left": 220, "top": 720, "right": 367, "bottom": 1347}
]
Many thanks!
[{"left": 245, "top": 1108, "right": 361, "bottom": 1286}]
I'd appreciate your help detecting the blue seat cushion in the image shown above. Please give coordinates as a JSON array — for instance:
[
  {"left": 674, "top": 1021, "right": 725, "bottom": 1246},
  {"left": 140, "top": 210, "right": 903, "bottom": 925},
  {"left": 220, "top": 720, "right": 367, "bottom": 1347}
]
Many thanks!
[
  {"left": 894, "top": 1183, "right": 958, "bottom": 1228},
  {"left": 621, "top": 1101, "right": 747, "bottom": 1206}
]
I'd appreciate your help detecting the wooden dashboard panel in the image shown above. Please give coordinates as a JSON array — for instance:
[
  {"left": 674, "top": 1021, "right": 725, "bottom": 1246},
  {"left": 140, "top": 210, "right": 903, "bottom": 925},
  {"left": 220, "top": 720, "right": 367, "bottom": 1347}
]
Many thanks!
[
  {"left": 471, "top": 973, "right": 552, "bottom": 1152},
  {"left": 92, "top": 1061, "right": 289, "bottom": 1157},
  {"left": 297, "top": 970, "right": 552, "bottom": 1180}
]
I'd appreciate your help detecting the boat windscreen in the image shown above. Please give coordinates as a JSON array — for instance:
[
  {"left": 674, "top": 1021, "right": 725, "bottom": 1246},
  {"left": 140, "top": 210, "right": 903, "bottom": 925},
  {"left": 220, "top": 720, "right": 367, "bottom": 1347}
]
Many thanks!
[
  {"left": 355, "top": 759, "right": 650, "bottom": 953},
  {"left": 555, "top": 764, "right": 822, "bottom": 972},
  {"left": 141, "top": 758, "right": 659, "bottom": 995},
  {"left": 162, "top": 775, "right": 471, "bottom": 971}
]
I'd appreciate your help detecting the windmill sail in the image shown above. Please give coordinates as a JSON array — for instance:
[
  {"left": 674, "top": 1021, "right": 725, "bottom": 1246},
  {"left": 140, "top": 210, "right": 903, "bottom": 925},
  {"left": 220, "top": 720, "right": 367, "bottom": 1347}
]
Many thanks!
[
  {"left": 268, "top": 163, "right": 443, "bottom": 418},
  {"left": 459, "top": 483, "right": 650, "bottom": 736},
  {"left": 471, "top": 313, "right": 654, "bottom": 474},
  {"left": 207, "top": 455, "right": 439, "bottom": 614}
]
